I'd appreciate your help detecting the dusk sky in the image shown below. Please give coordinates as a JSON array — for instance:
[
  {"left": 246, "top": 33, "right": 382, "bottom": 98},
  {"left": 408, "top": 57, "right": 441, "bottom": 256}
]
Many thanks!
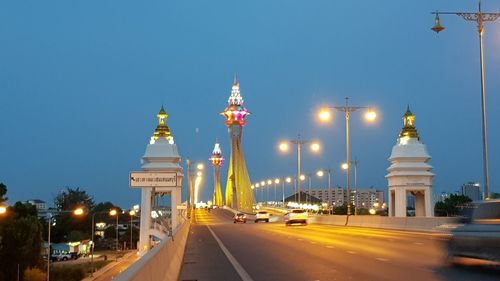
[{"left": 1, "top": 0, "right": 499, "bottom": 208}]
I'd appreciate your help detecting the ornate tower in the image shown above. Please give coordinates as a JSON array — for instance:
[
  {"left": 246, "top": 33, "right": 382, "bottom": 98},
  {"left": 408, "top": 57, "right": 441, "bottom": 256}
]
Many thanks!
[
  {"left": 209, "top": 140, "right": 224, "bottom": 206},
  {"left": 386, "top": 106, "right": 434, "bottom": 217},
  {"left": 221, "top": 77, "right": 255, "bottom": 211},
  {"left": 131, "top": 106, "right": 183, "bottom": 254}
]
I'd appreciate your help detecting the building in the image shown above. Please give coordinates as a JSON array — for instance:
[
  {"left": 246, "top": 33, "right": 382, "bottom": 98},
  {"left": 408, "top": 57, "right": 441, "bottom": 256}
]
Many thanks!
[
  {"left": 27, "top": 199, "right": 47, "bottom": 211},
  {"left": 305, "top": 187, "right": 384, "bottom": 209},
  {"left": 461, "top": 182, "right": 481, "bottom": 201}
]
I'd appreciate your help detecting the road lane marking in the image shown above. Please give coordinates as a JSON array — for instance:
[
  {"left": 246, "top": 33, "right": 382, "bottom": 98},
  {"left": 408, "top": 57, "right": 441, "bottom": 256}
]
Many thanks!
[
  {"left": 297, "top": 238, "right": 303, "bottom": 241},
  {"left": 207, "top": 226, "right": 254, "bottom": 281},
  {"left": 309, "top": 241, "right": 317, "bottom": 244},
  {"left": 375, "top": 257, "right": 389, "bottom": 262},
  {"left": 413, "top": 242, "right": 424, "bottom": 245},
  {"left": 346, "top": 251, "right": 357, "bottom": 254},
  {"left": 325, "top": 246, "right": 335, "bottom": 249}
]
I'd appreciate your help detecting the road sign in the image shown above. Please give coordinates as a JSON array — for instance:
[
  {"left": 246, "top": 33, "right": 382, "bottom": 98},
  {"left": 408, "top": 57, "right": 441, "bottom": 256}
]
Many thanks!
[{"left": 129, "top": 172, "right": 178, "bottom": 187}]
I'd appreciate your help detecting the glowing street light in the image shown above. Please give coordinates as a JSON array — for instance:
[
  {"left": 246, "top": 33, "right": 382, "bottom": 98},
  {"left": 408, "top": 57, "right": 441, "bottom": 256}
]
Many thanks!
[
  {"left": 0, "top": 205, "right": 7, "bottom": 215},
  {"left": 109, "top": 209, "right": 119, "bottom": 252},
  {"left": 318, "top": 97, "right": 377, "bottom": 216},
  {"left": 196, "top": 163, "right": 204, "bottom": 170}
]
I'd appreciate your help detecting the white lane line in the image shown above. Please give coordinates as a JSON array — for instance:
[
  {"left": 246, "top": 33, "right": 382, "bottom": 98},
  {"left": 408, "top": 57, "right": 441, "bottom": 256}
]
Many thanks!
[
  {"left": 325, "top": 246, "right": 335, "bottom": 249},
  {"left": 310, "top": 241, "right": 317, "bottom": 244},
  {"left": 207, "top": 226, "right": 254, "bottom": 281},
  {"left": 346, "top": 251, "right": 357, "bottom": 254},
  {"left": 375, "top": 257, "right": 389, "bottom": 262},
  {"left": 413, "top": 242, "right": 424, "bottom": 245},
  {"left": 297, "top": 238, "right": 303, "bottom": 241}
]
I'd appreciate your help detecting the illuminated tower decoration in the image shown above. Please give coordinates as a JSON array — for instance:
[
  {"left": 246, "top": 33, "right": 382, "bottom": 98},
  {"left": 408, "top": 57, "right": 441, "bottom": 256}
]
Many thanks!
[
  {"left": 386, "top": 106, "right": 434, "bottom": 217},
  {"left": 221, "top": 77, "right": 256, "bottom": 211},
  {"left": 131, "top": 106, "right": 183, "bottom": 255},
  {"left": 209, "top": 140, "right": 224, "bottom": 206}
]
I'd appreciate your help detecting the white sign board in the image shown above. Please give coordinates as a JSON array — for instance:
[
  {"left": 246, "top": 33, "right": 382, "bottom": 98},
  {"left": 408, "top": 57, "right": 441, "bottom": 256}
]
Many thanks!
[{"left": 129, "top": 172, "right": 178, "bottom": 187}]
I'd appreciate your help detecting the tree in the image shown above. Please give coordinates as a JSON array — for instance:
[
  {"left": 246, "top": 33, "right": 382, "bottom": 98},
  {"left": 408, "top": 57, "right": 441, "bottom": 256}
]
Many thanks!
[
  {"left": 490, "top": 192, "right": 500, "bottom": 199},
  {"left": 52, "top": 187, "right": 94, "bottom": 242},
  {"left": 0, "top": 183, "right": 7, "bottom": 203},
  {"left": 434, "top": 194, "right": 472, "bottom": 217},
  {"left": 0, "top": 201, "right": 43, "bottom": 281}
]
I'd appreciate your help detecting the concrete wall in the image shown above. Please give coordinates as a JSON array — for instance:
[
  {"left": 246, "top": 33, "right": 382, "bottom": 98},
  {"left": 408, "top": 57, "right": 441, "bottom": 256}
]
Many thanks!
[
  {"left": 310, "top": 215, "right": 460, "bottom": 232},
  {"left": 114, "top": 221, "right": 190, "bottom": 281}
]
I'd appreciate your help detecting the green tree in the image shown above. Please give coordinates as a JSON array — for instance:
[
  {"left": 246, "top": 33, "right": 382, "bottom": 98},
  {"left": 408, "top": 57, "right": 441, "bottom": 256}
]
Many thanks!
[
  {"left": 0, "top": 202, "right": 43, "bottom": 281},
  {"left": 434, "top": 194, "right": 472, "bottom": 216},
  {"left": 0, "top": 182, "right": 7, "bottom": 203},
  {"left": 490, "top": 192, "right": 500, "bottom": 199},
  {"left": 52, "top": 187, "right": 94, "bottom": 242}
]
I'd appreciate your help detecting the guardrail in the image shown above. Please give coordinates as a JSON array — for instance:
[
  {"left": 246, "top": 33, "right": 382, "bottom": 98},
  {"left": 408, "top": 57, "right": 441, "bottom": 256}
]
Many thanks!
[{"left": 114, "top": 221, "right": 190, "bottom": 281}]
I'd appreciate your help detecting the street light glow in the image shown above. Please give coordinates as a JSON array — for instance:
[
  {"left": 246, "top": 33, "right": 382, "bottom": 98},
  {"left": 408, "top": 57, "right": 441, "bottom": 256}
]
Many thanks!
[
  {"left": 73, "top": 208, "right": 85, "bottom": 216},
  {"left": 251, "top": 185, "right": 254, "bottom": 190},
  {"left": 109, "top": 209, "right": 118, "bottom": 216},
  {"left": 274, "top": 178, "right": 280, "bottom": 184},
  {"left": 279, "top": 141, "right": 289, "bottom": 152},
  {"left": 129, "top": 210, "right": 136, "bottom": 216},
  {"left": 0, "top": 206, "right": 6, "bottom": 215},
  {"left": 260, "top": 181, "right": 265, "bottom": 186},
  {"left": 196, "top": 163, "right": 204, "bottom": 170},
  {"left": 365, "top": 109, "right": 377, "bottom": 121},
  {"left": 318, "top": 108, "right": 332, "bottom": 122},
  {"left": 341, "top": 163, "right": 349, "bottom": 170},
  {"left": 286, "top": 177, "right": 292, "bottom": 183},
  {"left": 267, "top": 179, "right": 272, "bottom": 185},
  {"left": 299, "top": 175, "right": 305, "bottom": 181},
  {"left": 317, "top": 170, "right": 324, "bottom": 177},
  {"left": 310, "top": 142, "right": 320, "bottom": 152},
  {"left": 255, "top": 183, "right": 260, "bottom": 188}
]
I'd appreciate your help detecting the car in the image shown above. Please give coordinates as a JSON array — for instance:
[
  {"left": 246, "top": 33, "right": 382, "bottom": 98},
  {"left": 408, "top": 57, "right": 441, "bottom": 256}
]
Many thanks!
[
  {"left": 51, "top": 252, "right": 73, "bottom": 262},
  {"left": 255, "top": 211, "right": 270, "bottom": 223},
  {"left": 447, "top": 200, "right": 500, "bottom": 266},
  {"left": 284, "top": 209, "right": 308, "bottom": 225},
  {"left": 234, "top": 213, "right": 247, "bottom": 223}
]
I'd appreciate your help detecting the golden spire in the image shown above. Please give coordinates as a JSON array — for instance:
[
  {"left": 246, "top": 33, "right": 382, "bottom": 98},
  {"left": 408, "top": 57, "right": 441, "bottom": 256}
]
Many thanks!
[
  {"left": 399, "top": 105, "right": 419, "bottom": 140},
  {"left": 151, "top": 106, "right": 173, "bottom": 144}
]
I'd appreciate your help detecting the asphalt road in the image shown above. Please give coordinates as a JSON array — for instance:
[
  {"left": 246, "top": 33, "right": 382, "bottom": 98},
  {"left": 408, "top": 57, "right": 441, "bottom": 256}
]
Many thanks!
[{"left": 179, "top": 208, "right": 499, "bottom": 281}]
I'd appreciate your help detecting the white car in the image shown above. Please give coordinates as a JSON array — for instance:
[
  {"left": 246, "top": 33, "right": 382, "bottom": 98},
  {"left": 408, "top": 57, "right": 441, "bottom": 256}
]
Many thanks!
[
  {"left": 284, "top": 209, "right": 308, "bottom": 225},
  {"left": 254, "top": 211, "right": 270, "bottom": 223}
]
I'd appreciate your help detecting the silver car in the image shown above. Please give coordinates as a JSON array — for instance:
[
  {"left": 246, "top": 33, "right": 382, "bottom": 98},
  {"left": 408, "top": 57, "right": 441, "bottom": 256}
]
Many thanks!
[{"left": 447, "top": 200, "right": 500, "bottom": 265}]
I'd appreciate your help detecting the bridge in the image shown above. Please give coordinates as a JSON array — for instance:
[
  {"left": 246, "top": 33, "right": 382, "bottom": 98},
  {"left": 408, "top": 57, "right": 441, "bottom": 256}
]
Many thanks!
[{"left": 107, "top": 207, "right": 498, "bottom": 281}]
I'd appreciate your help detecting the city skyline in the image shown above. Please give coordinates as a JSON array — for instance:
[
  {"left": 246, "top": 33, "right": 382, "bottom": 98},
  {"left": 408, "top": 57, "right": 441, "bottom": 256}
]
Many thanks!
[{"left": 1, "top": 0, "right": 499, "bottom": 208}]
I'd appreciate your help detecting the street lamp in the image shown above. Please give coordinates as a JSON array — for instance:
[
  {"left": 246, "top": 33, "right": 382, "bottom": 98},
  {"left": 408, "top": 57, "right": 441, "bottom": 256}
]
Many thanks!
[
  {"left": 279, "top": 136, "right": 320, "bottom": 205},
  {"left": 267, "top": 179, "right": 272, "bottom": 204},
  {"left": 46, "top": 208, "right": 84, "bottom": 281},
  {"left": 128, "top": 210, "right": 136, "bottom": 250},
  {"left": 0, "top": 205, "right": 7, "bottom": 215},
  {"left": 274, "top": 178, "right": 280, "bottom": 205},
  {"left": 431, "top": 1, "right": 498, "bottom": 199},
  {"left": 109, "top": 209, "right": 119, "bottom": 253},
  {"left": 317, "top": 169, "right": 332, "bottom": 214},
  {"left": 319, "top": 97, "right": 377, "bottom": 216}
]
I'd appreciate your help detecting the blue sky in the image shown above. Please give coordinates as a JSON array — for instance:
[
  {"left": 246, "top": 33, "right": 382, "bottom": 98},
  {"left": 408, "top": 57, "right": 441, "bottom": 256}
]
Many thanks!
[{"left": 1, "top": 0, "right": 499, "bottom": 208}]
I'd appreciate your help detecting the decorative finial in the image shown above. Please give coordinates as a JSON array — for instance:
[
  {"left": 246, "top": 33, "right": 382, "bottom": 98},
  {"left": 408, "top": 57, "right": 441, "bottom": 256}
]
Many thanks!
[
  {"left": 151, "top": 106, "right": 174, "bottom": 144},
  {"left": 399, "top": 106, "right": 419, "bottom": 140},
  {"left": 233, "top": 73, "right": 239, "bottom": 86}
]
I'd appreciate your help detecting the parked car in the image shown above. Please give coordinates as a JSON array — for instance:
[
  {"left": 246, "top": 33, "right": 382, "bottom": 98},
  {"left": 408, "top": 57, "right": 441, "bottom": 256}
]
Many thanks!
[
  {"left": 284, "top": 209, "right": 308, "bottom": 225},
  {"left": 255, "top": 211, "right": 270, "bottom": 223},
  {"left": 234, "top": 213, "right": 247, "bottom": 223},
  {"left": 447, "top": 200, "right": 500, "bottom": 265},
  {"left": 51, "top": 252, "right": 73, "bottom": 262}
]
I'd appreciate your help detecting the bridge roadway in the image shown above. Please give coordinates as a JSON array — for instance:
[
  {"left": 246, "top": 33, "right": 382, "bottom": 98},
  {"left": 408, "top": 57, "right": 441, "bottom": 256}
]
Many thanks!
[{"left": 178, "top": 208, "right": 498, "bottom": 281}]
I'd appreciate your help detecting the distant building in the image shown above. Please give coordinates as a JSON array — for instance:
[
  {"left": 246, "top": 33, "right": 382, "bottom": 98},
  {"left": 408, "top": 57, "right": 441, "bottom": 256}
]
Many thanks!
[
  {"left": 460, "top": 182, "right": 481, "bottom": 201},
  {"left": 304, "top": 187, "right": 384, "bottom": 209}
]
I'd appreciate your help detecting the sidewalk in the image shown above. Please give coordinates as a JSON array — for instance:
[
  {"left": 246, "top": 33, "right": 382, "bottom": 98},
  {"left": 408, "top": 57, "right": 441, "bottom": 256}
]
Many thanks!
[{"left": 82, "top": 251, "right": 139, "bottom": 281}]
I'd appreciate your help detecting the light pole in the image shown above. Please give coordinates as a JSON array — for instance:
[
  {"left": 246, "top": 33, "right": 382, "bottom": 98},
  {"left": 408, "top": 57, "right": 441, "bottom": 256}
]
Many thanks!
[
  {"left": 319, "top": 97, "right": 377, "bottom": 216},
  {"left": 267, "top": 179, "right": 272, "bottom": 205},
  {"left": 186, "top": 158, "right": 192, "bottom": 216},
  {"left": 279, "top": 136, "right": 320, "bottom": 205},
  {"left": 129, "top": 210, "right": 136, "bottom": 250},
  {"left": 46, "top": 208, "right": 84, "bottom": 281},
  {"left": 431, "top": 1, "right": 498, "bottom": 200},
  {"left": 274, "top": 178, "right": 280, "bottom": 205},
  {"left": 317, "top": 169, "right": 332, "bottom": 214},
  {"left": 109, "top": 209, "right": 119, "bottom": 252},
  {"left": 342, "top": 159, "right": 359, "bottom": 214}
]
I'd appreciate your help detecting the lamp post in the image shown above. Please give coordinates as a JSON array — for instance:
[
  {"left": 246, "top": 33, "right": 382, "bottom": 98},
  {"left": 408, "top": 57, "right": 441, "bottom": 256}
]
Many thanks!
[
  {"left": 274, "top": 178, "right": 280, "bottom": 205},
  {"left": 266, "top": 179, "right": 272, "bottom": 205},
  {"left": 342, "top": 159, "right": 359, "bottom": 214},
  {"left": 128, "top": 210, "right": 136, "bottom": 250},
  {"left": 431, "top": 1, "right": 498, "bottom": 200},
  {"left": 46, "top": 208, "right": 84, "bottom": 281},
  {"left": 186, "top": 158, "right": 192, "bottom": 215},
  {"left": 109, "top": 209, "right": 119, "bottom": 252},
  {"left": 317, "top": 169, "right": 332, "bottom": 214},
  {"left": 279, "top": 136, "right": 320, "bottom": 205},
  {"left": 319, "top": 97, "right": 376, "bottom": 216}
]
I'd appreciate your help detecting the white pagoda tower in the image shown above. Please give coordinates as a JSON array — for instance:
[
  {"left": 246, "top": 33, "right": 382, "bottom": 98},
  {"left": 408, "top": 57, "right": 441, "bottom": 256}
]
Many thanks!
[
  {"left": 386, "top": 107, "right": 434, "bottom": 217},
  {"left": 133, "top": 106, "right": 184, "bottom": 254}
]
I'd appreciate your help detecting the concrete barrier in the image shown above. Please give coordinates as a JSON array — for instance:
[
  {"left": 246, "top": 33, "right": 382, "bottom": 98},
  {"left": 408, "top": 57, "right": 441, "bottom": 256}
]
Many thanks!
[
  {"left": 114, "top": 221, "right": 190, "bottom": 281},
  {"left": 310, "top": 215, "right": 460, "bottom": 232}
]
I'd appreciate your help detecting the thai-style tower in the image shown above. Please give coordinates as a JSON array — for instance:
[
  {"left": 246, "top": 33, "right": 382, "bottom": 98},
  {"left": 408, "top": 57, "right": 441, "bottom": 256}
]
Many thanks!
[
  {"left": 221, "top": 77, "right": 255, "bottom": 211},
  {"left": 132, "top": 106, "right": 183, "bottom": 254},
  {"left": 209, "top": 140, "right": 224, "bottom": 206},
  {"left": 386, "top": 106, "right": 434, "bottom": 217}
]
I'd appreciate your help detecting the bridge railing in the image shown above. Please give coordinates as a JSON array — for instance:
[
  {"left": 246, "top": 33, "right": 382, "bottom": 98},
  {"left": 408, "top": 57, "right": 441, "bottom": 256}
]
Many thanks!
[{"left": 114, "top": 220, "right": 190, "bottom": 281}]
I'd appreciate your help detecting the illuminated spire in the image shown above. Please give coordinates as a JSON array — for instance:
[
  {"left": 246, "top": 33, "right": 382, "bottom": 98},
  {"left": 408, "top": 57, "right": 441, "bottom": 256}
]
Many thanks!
[
  {"left": 150, "top": 106, "right": 174, "bottom": 144},
  {"left": 221, "top": 77, "right": 250, "bottom": 126},
  {"left": 399, "top": 105, "right": 419, "bottom": 140},
  {"left": 209, "top": 140, "right": 224, "bottom": 167}
]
